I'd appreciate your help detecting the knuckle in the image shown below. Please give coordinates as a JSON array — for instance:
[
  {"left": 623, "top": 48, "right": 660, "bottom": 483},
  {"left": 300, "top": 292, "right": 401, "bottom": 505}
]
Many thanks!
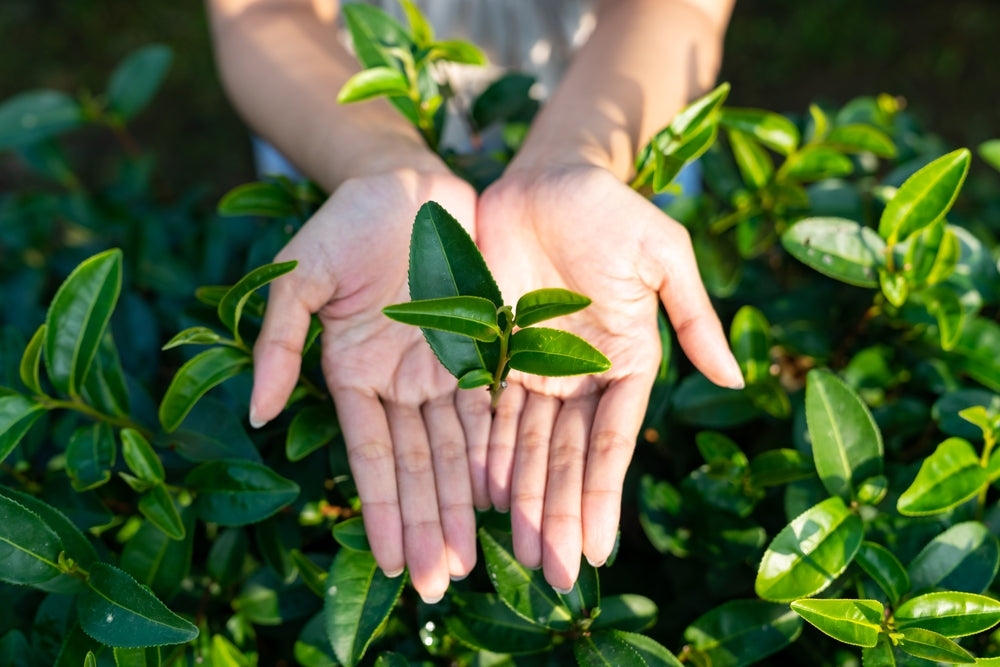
[
  {"left": 396, "top": 447, "right": 433, "bottom": 476},
  {"left": 590, "top": 430, "right": 634, "bottom": 460}
]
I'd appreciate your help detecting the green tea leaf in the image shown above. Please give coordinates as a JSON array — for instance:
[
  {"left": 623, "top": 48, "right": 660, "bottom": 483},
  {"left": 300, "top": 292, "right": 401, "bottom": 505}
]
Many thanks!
[
  {"left": 950, "top": 317, "right": 1000, "bottom": 393},
  {"left": 0, "top": 486, "right": 98, "bottom": 569},
  {"left": 121, "top": 508, "right": 195, "bottom": 601},
  {"left": 324, "top": 547, "right": 405, "bottom": 667},
  {"left": 0, "top": 394, "right": 45, "bottom": 464},
  {"left": 342, "top": 3, "right": 414, "bottom": 69},
  {"left": 805, "top": 369, "right": 884, "bottom": 502},
  {"left": 855, "top": 541, "right": 909, "bottom": 606},
  {"left": 755, "top": 496, "right": 863, "bottom": 601},
  {"left": 727, "top": 128, "right": 774, "bottom": 189},
  {"left": 333, "top": 516, "right": 371, "bottom": 552},
  {"left": 121, "top": 428, "right": 164, "bottom": 485},
  {"left": 908, "top": 521, "right": 999, "bottom": 595},
  {"left": 113, "top": 646, "right": 161, "bottom": 667},
  {"left": 290, "top": 551, "right": 329, "bottom": 598},
  {"left": 106, "top": 44, "right": 173, "bottom": 121},
  {"left": 780, "top": 145, "right": 854, "bottom": 181},
  {"left": 667, "top": 82, "right": 730, "bottom": 140},
  {"left": 683, "top": 600, "right": 802, "bottom": 667},
  {"left": 66, "top": 422, "right": 116, "bottom": 492},
  {"left": 573, "top": 631, "right": 646, "bottom": 667},
  {"left": 19, "top": 324, "right": 44, "bottom": 395},
  {"left": 337, "top": 67, "right": 410, "bottom": 104},
  {"left": 879, "top": 270, "right": 908, "bottom": 307},
  {"left": 445, "top": 593, "right": 554, "bottom": 654},
  {"left": 790, "top": 598, "right": 883, "bottom": 647},
  {"left": 207, "top": 528, "right": 248, "bottom": 589},
  {"left": 185, "top": 460, "right": 300, "bottom": 526},
  {"left": 781, "top": 217, "right": 884, "bottom": 287},
  {"left": 507, "top": 327, "right": 611, "bottom": 377},
  {"left": 383, "top": 296, "right": 501, "bottom": 341},
  {"left": 457, "top": 368, "right": 493, "bottom": 389},
  {"left": 286, "top": 404, "right": 340, "bottom": 462},
  {"left": 218, "top": 261, "right": 297, "bottom": 344},
  {"left": 720, "top": 108, "right": 800, "bottom": 155},
  {"left": 878, "top": 148, "right": 971, "bottom": 244},
  {"left": 670, "top": 373, "right": 759, "bottom": 428},
  {"left": 921, "top": 285, "right": 964, "bottom": 350},
  {"left": 138, "top": 486, "right": 185, "bottom": 541},
  {"left": 861, "top": 636, "right": 896, "bottom": 667},
  {"left": 0, "top": 89, "right": 84, "bottom": 149},
  {"left": 0, "top": 494, "right": 63, "bottom": 585},
  {"left": 895, "top": 591, "right": 1000, "bottom": 638},
  {"left": 158, "top": 346, "right": 252, "bottom": 432},
  {"left": 479, "top": 527, "right": 573, "bottom": 630},
  {"left": 514, "top": 288, "right": 591, "bottom": 328},
  {"left": 979, "top": 139, "right": 1000, "bottom": 172},
  {"left": 589, "top": 595, "right": 659, "bottom": 633},
  {"left": 78, "top": 563, "right": 198, "bottom": 647},
  {"left": 897, "top": 437, "right": 986, "bottom": 516},
  {"left": 729, "top": 305, "right": 771, "bottom": 386},
  {"left": 217, "top": 182, "right": 299, "bottom": 218},
  {"left": 748, "top": 449, "right": 815, "bottom": 487},
  {"left": 399, "top": 0, "right": 433, "bottom": 44},
  {"left": 426, "top": 40, "right": 487, "bottom": 65},
  {"left": 44, "top": 248, "right": 122, "bottom": 397},
  {"left": 81, "top": 332, "right": 130, "bottom": 417},
  {"left": 611, "top": 631, "right": 682, "bottom": 666},
  {"left": 896, "top": 627, "right": 974, "bottom": 664},
  {"left": 826, "top": 124, "right": 896, "bottom": 157}
]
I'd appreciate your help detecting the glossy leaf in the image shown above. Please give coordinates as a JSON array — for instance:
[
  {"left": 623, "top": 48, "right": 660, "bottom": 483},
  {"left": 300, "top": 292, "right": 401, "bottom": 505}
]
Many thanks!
[
  {"left": 337, "top": 67, "right": 410, "bottom": 104},
  {"left": 66, "top": 422, "right": 116, "bottom": 492},
  {"left": 342, "top": 3, "right": 414, "bottom": 69},
  {"left": 720, "top": 108, "right": 800, "bottom": 155},
  {"left": 113, "top": 647, "right": 161, "bottom": 667},
  {"left": 573, "top": 631, "right": 646, "bottom": 667},
  {"left": 19, "top": 324, "right": 44, "bottom": 395},
  {"left": 878, "top": 148, "right": 971, "bottom": 244},
  {"left": 383, "top": 296, "right": 501, "bottom": 342},
  {"left": 896, "top": 627, "right": 974, "bottom": 664},
  {"left": 324, "top": 547, "right": 405, "bottom": 667},
  {"left": 426, "top": 40, "right": 487, "bottom": 65},
  {"left": 0, "top": 394, "right": 45, "bottom": 464},
  {"left": 0, "top": 494, "right": 63, "bottom": 585},
  {"left": 514, "top": 288, "right": 591, "bottom": 328},
  {"left": 121, "top": 508, "right": 195, "bottom": 601},
  {"left": 399, "top": 0, "right": 433, "bottom": 43},
  {"left": 185, "top": 460, "right": 300, "bottom": 526},
  {"left": 861, "top": 636, "right": 896, "bottom": 667},
  {"left": 158, "top": 346, "right": 252, "bottom": 432},
  {"left": 805, "top": 369, "right": 884, "bottom": 501},
  {"left": 44, "top": 248, "right": 122, "bottom": 397},
  {"left": 780, "top": 145, "right": 854, "bottom": 181},
  {"left": 922, "top": 285, "right": 964, "bottom": 350},
  {"left": 879, "top": 270, "right": 908, "bottom": 307},
  {"left": 0, "top": 89, "right": 84, "bottom": 149},
  {"left": 826, "top": 124, "right": 896, "bottom": 157},
  {"left": 589, "top": 595, "right": 659, "bottom": 633},
  {"left": 81, "top": 332, "right": 130, "bottom": 417},
  {"left": 727, "top": 128, "right": 774, "bottom": 189},
  {"left": 748, "top": 449, "right": 815, "bottom": 487},
  {"left": 683, "top": 599, "right": 802, "bottom": 667},
  {"left": 286, "top": 404, "right": 340, "bottom": 462},
  {"left": 755, "top": 496, "right": 864, "bottom": 601},
  {"left": 897, "top": 437, "right": 986, "bottom": 515},
  {"left": 333, "top": 517, "right": 371, "bottom": 552},
  {"left": 0, "top": 486, "right": 98, "bottom": 568},
  {"left": 782, "top": 217, "right": 884, "bottom": 287},
  {"left": 78, "top": 563, "right": 198, "bottom": 647},
  {"left": 908, "top": 521, "right": 999, "bottom": 595},
  {"left": 217, "top": 182, "right": 299, "bottom": 218},
  {"left": 290, "top": 551, "right": 329, "bottom": 598},
  {"left": 121, "top": 428, "right": 164, "bottom": 485},
  {"left": 790, "top": 598, "right": 883, "bottom": 647},
  {"left": 730, "top": 305, "right": 771, "bottom": 386},
  {"left": 611, "top": 631, "right": 681, "bottom": 666},
  {"left": 479, "top": 527, "right": 573, "bottom": 630},
  {"left": 670, "top": 373, "right": 759, "bottom": 428},
  {"left": 207, "top": 528, "right": 248, "bottom": 588},
  {"left": 925, "top": 226, "right": 960, "bottom": 285},
  {"left": 457, "top": 368, "right": 493, "bottom": 389},
  {"left": 218, "top": 260, "right": 297, "bottom": 343},
  {"left": 445, "top": 593, "right": 553, "bottom": 654},
  {"left": 895, "top": 591, "right": 1000, "bottom": 637},
  {"left": 138, "top": 486, "right": 185, "bottom": 541},
  {"left": 855, "top": 541, "right": 909, "bottom": 606},
  {"left": 903, "top": 219, "right": 946, "bottom": 286},
  {"left": 507, "top": 327, "right": 611, "bottom": 377},
  {"left": 667, "top": 82, "right": 730, "bottom": 139},
  {"left": 106, "top": 44, "right": 172, "bottom": 121}
]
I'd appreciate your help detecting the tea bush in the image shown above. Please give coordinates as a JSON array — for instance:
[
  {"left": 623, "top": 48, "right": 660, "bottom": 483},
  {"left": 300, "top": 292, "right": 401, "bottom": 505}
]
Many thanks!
[{"left": 3, "top": 5, "right": 1000, "bottom": 666}]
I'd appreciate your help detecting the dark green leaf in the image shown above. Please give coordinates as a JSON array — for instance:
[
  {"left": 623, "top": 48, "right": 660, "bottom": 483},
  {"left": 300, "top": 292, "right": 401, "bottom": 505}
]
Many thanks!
[
  {"left": 683, "top": 600, "right": 802, "bottom": 667},
  {"left": 374, "top": 653, "right": 409, "bottom": 667},
  {"left": 861, "top": 636, "right": 896, "bottom": 667},
  {"left": 121, "top": 509, "right": 195, "bottom": 600},
  {"left": 826, "top": 124, "right": 896, "bottom": 157},
  {"left": 727, "top": 128, "right": 774, "bottom": 189},
  {"left": 790, "top": 598, "right": 883, "bottom": 647},
  {"left": 507, "top": 327, "right": 611, "bottom": 377},
  {"left": 729, "top": 306, "right": 771, "bottom": 386},
  {"left": 696, "top": 431, "right": 747, "bottom": 468},
  {"left": 479, "top": 527, "right": 573, "bottom": 630},
  {"left": 950, "top": 317, "right": 1000, "bottom": 393},
  {"left": 0, "top": 494, "right": 63, "bottom": 585},
  {"left": 207, "top": 528, "right": 248, "bottom": 588},
  {"left": 255, "top": 514, "right": 299, "bottom": 582},
  {"left": 855, "top": 541, "right": 909, "bottom": 606},
  {"left": 217, "top": 182, "right": 299, "bottom": 218},
  {"left": 573, "top": 631, "right": 646, "bottom": 667},
  {"left": 160, "top": 397, "right": 261, "bottom": 463},
  {"left": 383, "top": 296, "right": 500, "bottom": 341},
  {"left": 106, "top": 44, "right": 172, "bottom": 120},
  {"left": 337, "top": 67, "right": 411, "bottom": 104},
  {"left": 81, "top": 332, "right": 130, "bottom": 417},
  {"left": 287, "top": 404, "right": 340, "bottom": 462},
  {"left": 324, "top": 547, "right": 405, "bottom": 667},
  {"left": 186, "top": 460, "right": 299, "bottom": 526},
  {"left": 0, "top": 486, "right": 97, "bottom": 569},
  {"left": 589, "top": 595, "right": 658, "bottom": 633},
  {"left": 445, "top": 592, "right": 554, "bottom": 654},
  {"left": 218, "top": 260, "right": 297, "bottom": 343},
  {"left": 721, "top": 107, "right": 799, "bottom": 155},
  {"left": 158, "top": 346, "right": 252, "bottom": 432},
  {"left": 781, "top": 217, "right": 884, "bottom": 287},
  {"left": 66, "top": 423, "right": 116, "bottom": 492},
  {"left": 294, "top": 612, "right": 337, "bottom": 667},
  {"left": 908, "top": 521, "right": 999, "bottom": 595},
  {"left": 895, "top": 591, "right": 1000, "bottom": 638},
  {"left": 896, "top": 627, "right": 974, "bottom": 664},
  {"left": 780, "top": 145, "right": 854, "bottom": 181},
  {"left": 0, "top": 90, "right": 84, "bottom": 149},
  {"left": 670, "top": 373, "right": 759, "bottom": 428},
  {"left": 45, "top": 248, "right": 122, "bottom": 397},
  {"left": 0, "top": 394, "right": 45, "bottom": 464},
  {"left": 610, "top": 631, "right": 682, "bottom": 666},
  {"left": 291, "top": 551, "right": 329, "bottom": 598},
  {"left": 121, "top": 428, "right": 164, "bottom": 485},
  {"left": 19, "top": 324, "right": 44, "bottom": 395},
  {"left": 897, "top": 437, "right": 986, "bottom": 516},
  {"left": 755, "top": 496, "right": 864, "bottom": 601},
  {"left": 138, "top": 486, "right": 185, "bottom": 541},
  {"left": 748, "top": 449, "right": 815, "bottom": 487},
  {"left": 805, "top": 369, "right": 884, "bottom": 501},
  {"left": 514, "top": 288, "right": 591, "bottom": 328},
  {"left": 878, "top": 148, "right": 971, "bottom": 244},
  {"left": 333, "top": 517, "right": 370, "bottom": 551}
]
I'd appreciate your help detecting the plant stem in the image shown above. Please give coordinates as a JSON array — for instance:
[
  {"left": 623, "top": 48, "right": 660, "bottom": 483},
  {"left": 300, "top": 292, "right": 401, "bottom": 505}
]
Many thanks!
[
  {"left": 976, "top": 429, "right": 996, "bottom": 520},
  {"left": 489, "top": 307, "right": 514, "bottom": 410},
  {"left": 38, "top": 396, "right": 152, "bottom": 439}
]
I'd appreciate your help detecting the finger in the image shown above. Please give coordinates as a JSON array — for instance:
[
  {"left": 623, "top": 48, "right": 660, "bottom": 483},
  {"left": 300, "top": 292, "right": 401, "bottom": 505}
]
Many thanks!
[
  {"left": 510, "top": 393, "right": 559, "bottom": 570},
  {"left": 649, "top": 222, "right": 744, "bottom": 389},
  {"left": 385, "top": 402, "right": 450, "bottom": 603},
  {"left": 250, "top": 276, "right": 314, "bottom": 427},
  {"left": 456, "top": 387, "right": 493, "bottom": 511},
  {"left": 581, "top": 378, "right": 649, "bottom": 567},
  {"left": 487, "top": 382, "right": 526, "bottom": 511},
  {"left": 423, "top": 396, "right": 478, "bottom": 580},
  {"left": 542, "top": 395, "right": 597, "bottom": 592},
  {"left": 332, "top": 388, "right": 405, "bottom": 578}
]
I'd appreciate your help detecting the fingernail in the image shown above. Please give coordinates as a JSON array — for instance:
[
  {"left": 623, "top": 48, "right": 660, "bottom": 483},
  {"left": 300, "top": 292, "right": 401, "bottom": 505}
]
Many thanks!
[
  {"left": 725, "top": 355, "right": 746, "bottom": 390},
  {"left": 248, "top": 405, "right": 267, "bottom": 429},
  {"left": 551, "top": 584, "right": 574, "bottom": 595},
  {"left": 586, "top": 555, "right": 607, "bottom": 568},
  {"left": 450, "top": 572, "right": 470, "bottom": 582},
  {"left": 382, "top": 567, "right": 404, "bottom": 578},
  {"left": 421, "top": 593, "right": 444, "bottom": 605}
]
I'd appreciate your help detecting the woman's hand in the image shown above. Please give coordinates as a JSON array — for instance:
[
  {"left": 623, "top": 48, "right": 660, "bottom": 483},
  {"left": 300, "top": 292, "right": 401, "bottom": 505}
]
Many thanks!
[
  {"left": 476, "top": 164, "right": 743, "bottom": 592},
  {"left": 250, "top": 165, "right": 489, "bottom": 603}
]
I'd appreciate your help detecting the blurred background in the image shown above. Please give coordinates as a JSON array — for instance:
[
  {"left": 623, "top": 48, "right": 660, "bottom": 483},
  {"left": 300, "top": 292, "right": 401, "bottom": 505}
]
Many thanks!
[{"left": 1, "top": 0, "right": 997, "bottom": 202}]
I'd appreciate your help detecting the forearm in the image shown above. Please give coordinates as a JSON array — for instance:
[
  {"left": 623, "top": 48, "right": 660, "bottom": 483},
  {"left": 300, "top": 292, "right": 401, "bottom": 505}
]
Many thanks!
[
  {"left": 207, "top": 0, "right": 444, "bottom": 191},
  {"left": 509, "top": 0, "right": 735, "bottom": 181}
]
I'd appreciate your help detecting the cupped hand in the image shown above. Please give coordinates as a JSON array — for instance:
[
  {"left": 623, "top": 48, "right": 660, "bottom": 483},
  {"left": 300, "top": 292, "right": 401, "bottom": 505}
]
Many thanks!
[
  {"left": 250, "top": 165, "right": 490, "bottom": 603},
  {"left": 476, "top": 164, "right": 744, "bottom": 592}
]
